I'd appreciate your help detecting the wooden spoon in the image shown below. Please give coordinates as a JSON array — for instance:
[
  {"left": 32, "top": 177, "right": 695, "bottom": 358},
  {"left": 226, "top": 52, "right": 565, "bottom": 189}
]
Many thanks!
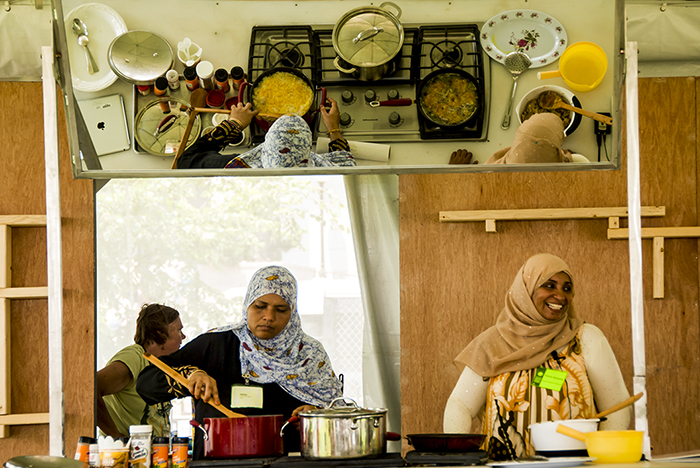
[
  {"left": 537, "top": 91, "right": 613, "bottom": 126},
  {"left": 143, "top": 352, "right": 246, "bottom": 419},
  {"left": 594, "top": 392, "right": 644, "bottom": 419}
]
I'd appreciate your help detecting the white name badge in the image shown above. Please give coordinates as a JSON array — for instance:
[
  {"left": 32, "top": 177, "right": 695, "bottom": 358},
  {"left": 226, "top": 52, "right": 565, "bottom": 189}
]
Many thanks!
[{"left": 231, "top": 385, "right": 263, "bottom": 408}]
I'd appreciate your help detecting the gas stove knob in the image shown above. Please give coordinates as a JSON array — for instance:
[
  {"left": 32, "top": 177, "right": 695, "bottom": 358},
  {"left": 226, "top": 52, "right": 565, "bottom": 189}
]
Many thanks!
[
  {"left": 341, "top": 90, "right": 354, "bottom": 104},
  {"left": 389, "top": 112, "right": 401, "bottom": 125},
  {"left": 387, "top": 89, "right": 399, "bottom": 100},
  {"left": 340, "top": 112, "right": 352, "bottom": 126},
  {"left": 364, "top": 90, "right": 376, "bottom": 103}
]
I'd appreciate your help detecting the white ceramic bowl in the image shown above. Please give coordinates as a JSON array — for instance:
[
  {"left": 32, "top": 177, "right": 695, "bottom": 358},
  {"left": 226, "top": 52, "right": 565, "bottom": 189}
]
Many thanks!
[
  {"left": 529, "top": 419, "right": 600, "bottom": 453},
  {"left": 516, "top": 85, "right": 582, "bottom": 136}
]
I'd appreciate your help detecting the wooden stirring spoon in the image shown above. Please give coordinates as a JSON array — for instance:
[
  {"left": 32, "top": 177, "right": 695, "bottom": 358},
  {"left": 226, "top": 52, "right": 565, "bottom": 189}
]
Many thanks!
[
  {"left": 537, "top": 91, "right": 613, "bottom": 126},
  {"left": 594, "top": 392, "right": 644, "bottom": 419}
]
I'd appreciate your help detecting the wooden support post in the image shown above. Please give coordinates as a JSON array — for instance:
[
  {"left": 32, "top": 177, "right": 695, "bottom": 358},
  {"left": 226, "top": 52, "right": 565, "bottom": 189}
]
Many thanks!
[
  {"left": 485, "top": 219, "right": 496, "bottom": 233},
  {"left": 653, "top": 237, "right": 664, "bottom": 299},
  {"left": 609, "top": 217, "right": 620, "bottom": 229},
  {"left": 0, "top": 225, "right": 9, "bottom": 437}
]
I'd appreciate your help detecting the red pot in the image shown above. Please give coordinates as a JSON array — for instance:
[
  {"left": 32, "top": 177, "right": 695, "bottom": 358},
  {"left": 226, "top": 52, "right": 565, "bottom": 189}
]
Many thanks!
[{"left": 202, "top": 415, "right": 284, "bottom": 458}]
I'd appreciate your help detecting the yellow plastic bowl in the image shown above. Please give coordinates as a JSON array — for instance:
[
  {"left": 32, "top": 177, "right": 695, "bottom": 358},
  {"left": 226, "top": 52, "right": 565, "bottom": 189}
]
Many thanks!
[
  {"left": 585, "top": 430, "right": 644, "bottom": 464},
  {"left": 538, "top": 42, "right": 608, "bottom": 92}
]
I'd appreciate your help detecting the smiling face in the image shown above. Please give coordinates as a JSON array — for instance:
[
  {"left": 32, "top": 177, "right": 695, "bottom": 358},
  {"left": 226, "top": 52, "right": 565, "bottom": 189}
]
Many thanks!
[
  {"left": 247, "top": 293, "right": 292, "bottom": 340},
  {"left": 531, "top": 272, "right": 573, "bottom": 321}
]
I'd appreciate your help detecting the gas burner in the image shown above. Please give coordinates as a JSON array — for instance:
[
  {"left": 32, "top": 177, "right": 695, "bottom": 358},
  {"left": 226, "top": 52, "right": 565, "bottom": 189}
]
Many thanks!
[
  {"left": 430, "top": 41, "right": 464, "bottom": 68},
  {"left": 267, "top": 42, "right": 305, "bottom": 68}
]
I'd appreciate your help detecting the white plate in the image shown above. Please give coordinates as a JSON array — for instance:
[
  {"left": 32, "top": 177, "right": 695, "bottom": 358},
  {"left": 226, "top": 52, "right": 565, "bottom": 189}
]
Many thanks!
[
  {"left": 488, "top": 457, "right": 595, "bottom": 468},
  {"left": 480, "top": 10, "right": 567, "bottom": 68},
  {"left": 64, "top": 3, "right": 127, "bottom": 92}
]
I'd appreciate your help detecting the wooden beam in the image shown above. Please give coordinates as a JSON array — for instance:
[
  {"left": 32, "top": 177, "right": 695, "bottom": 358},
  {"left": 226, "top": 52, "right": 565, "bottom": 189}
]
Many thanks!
[
  {"left": 0, "top": 287, "right": 48, "bottom": 299},
  {"left": 0, "top": 299, "right": 8, "bottom": 437},
  {"left": 607, "top": 226, "right": 700, "bottom": 239},
  {"left": 0, "top": 413, "right": 50, "bottom": 425},
  {"left": 0, "top": 215, "right": 46, "bottom": 227},
  {"left": 653, "top": 237, "right": 664, "bottom": 299},
  {"left": 439, "top": 206, "right": 666, "bottom": 223},
  {"left": 0, "top": 225, "right": 9, "bottom": 289}
]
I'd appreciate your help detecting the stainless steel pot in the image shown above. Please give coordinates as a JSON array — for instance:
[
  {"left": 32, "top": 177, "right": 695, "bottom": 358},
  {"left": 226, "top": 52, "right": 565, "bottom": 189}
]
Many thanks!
[
  {"left": 332, "top": 2, "right": 404, "bottom": 81},
  {"left": 299, "top": 398, "right": 388, "bottom": 459}
]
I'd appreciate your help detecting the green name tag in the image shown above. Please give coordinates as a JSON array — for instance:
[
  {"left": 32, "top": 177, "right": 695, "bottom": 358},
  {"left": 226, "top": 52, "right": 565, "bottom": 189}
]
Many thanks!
[{"left": 532, "top": 367, "right": 568, "bottom": 391}]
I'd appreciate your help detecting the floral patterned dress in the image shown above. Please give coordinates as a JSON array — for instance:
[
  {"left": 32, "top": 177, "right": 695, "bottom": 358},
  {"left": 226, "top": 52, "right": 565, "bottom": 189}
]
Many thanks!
[{"left": 482, "top": 328, "right": 597, "bottom": 459}]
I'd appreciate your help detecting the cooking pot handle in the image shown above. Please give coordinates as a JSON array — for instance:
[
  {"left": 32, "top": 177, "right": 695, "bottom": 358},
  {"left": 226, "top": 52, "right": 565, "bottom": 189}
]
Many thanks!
[
  {"left": 279, "top": 415, "right": 299, "bottom": 437},
  {"left": 352, "top": 27, "right": 384, "bottom": 44},
  {"left": 238, "top": 81, "right": 249, "bottom": 103},
  {"left": 328, "top": 397, "right": 360, "bottom": 409},
  {"left": 189, "top": 420, "right": 209, "bottom": 441},
  {"left": 379, "top": 2, "right": 402, "bottom": 19},
  {"left": 369, "top": 98, "right": 413, "bottom": 108},
  {"left": 317, "top": 87, "right": 327, "bottom": 112},
  {"left": 333, "top": 57, "right": 356, "bottom": 75}
]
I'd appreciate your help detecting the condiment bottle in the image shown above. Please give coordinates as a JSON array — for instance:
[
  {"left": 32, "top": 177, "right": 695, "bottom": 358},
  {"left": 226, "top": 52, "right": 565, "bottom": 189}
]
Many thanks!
[
  {"left": 75, "top": 436, "right": 97, "bottom": 462},
  {"left": 137, "top": 84, "right": 151, "bottom": 96},
  {"left": 129, "top": 425, "right": 153, "bottom": 468},
  {"left": 171, "top": 437, "right": 189, "bottom": 468},
  {"left": 154, "top": 77, "right": 168, "bottom": 97},
  {"left": 183, "top": 66, "right": 199, "bottom": 91},
  {"left": 214, "top": 68, "right": 230, "bottom": 93},
  {"left": 166, "top": 69, "right": 180, "bottom": 90},
  {"left": 88, "top": 443, "right": 100, "bottom": 468},
  {"left": 230, "top": 66, "right": 245, "bottom": 91},
  {"left": 196, "top": 61, "right": 214, "bottom": 91},
  {"left": 151, "top": 437, "right": 169, "bottom": 468}
]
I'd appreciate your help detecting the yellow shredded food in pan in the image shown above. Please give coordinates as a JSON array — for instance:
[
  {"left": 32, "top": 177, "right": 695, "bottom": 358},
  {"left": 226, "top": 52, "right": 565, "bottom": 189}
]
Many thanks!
[
  {"left": 252, "top": 72, "right": 314, "bottom": 116},
  {"left": 520, "top": 91, "right": 572, "bottom": 127},
  {"left": 420, "top": 73, "right": 479, "bottom": 126}
]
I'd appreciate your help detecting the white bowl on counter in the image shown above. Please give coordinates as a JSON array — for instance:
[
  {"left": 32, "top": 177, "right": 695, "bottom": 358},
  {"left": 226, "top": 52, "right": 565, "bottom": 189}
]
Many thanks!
[
  {"left": 529, "top": 419, "right": 600, "bottom": 454},
  {"left": 516, "top": 84, "right": 583, "bottom": 136}
]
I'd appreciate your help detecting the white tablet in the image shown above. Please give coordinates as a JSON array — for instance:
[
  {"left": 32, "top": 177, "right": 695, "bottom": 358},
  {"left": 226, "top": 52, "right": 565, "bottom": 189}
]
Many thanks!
[{"left": 77, "top": 93, "right": 130, "bottom": 156}]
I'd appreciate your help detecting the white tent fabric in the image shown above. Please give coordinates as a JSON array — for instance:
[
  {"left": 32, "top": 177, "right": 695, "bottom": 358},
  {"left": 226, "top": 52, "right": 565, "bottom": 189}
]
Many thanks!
[{"left": 0, "top": 2, "right": 51, "bottom": 80}]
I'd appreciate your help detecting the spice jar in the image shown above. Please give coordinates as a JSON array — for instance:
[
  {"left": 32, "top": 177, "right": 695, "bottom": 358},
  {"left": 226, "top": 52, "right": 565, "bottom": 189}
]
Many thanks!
[
  {"left": 154, "top": 77, "right": 168, "bottom": 97},
  {"left": 88, "top": 444, "right": 100, "bottom": 468},
  {"left": 75, "top": 436, "right": 97, "bottom": 462},
  {"left": 230, "top": 66, "right": 245, "bottom": 91},
  {"left": 151, "top": 437, "right": 169, "bottom": 468},
  {"left": 183, "top": 66, "right": 199, "bottom": 91},
  {"left": 196, "top": 61, "right": 215, "bottom": 91},
  {"left": 166, "top": 69, "right": 180, "bottom": 90},
  {"left": 129, "top": 425, "right": 153, "bottom": 468},
  {"left": 172, "top": 437, "right": 189, "bottom": 468},
  {"left": 137, "top": 85, "right": 151, "bottom": 96},
  {"left": 214, "top": 68, "right": 230, "bottom": 93}
]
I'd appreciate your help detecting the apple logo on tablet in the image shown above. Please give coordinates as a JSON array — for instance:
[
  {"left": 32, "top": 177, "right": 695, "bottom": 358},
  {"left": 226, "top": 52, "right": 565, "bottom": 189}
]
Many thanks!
[{"left": 97, "top": 122, "right": 106, "bottom": 131}]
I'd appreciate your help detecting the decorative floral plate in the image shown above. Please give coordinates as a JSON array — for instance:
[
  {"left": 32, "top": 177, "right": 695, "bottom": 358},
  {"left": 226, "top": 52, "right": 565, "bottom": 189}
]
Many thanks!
[{"left": 480, "top": 9, "right": 567, "bottom": 68}]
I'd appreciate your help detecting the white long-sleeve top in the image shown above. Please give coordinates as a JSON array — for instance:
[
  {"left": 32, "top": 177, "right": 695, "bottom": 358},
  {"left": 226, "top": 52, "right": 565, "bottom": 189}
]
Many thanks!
[{"left": 443, "top": 323, "right": 631, "bottom": 433}]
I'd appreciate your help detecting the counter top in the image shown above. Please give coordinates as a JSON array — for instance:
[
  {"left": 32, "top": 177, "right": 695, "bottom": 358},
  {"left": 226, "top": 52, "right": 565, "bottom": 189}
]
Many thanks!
[{"left": 60, "top": 0, "right": 619, "bottom": 175}]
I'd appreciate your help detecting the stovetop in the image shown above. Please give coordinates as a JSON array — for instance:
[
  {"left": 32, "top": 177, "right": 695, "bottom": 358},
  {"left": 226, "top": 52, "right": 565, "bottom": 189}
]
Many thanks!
[
  {"left": 246, "top": 23, "right": 490, "bottom": 144},
  {"left": 191, "top": 451, "right": 488, "bottom": 467}
]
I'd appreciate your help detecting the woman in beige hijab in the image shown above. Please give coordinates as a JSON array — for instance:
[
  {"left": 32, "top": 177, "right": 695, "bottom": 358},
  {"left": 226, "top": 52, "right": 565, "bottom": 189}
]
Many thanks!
[
  {"left": 449, "top": 113, "right": 574, "bottom": 165},
  {"left": 443, "top": 254, "right": 630, "bottom": 459}
]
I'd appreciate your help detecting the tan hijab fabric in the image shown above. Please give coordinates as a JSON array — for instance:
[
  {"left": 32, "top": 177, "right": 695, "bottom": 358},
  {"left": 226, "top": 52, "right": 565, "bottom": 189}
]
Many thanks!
[
  {"left": 454, "top": 253, "right": 583, "bottom": 377},
  {"left": 485, "top": 113, "right": 573, "bottom": 164}
]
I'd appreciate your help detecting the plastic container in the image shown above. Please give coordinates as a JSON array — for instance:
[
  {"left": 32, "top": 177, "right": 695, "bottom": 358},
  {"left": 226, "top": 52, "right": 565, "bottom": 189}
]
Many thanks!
[
  {"left": 75, "top": 436, "right": 96, "bottom": 462},
  {"left": 206, "top": 89, "right": 226, "bottom": 109},
  {"left": 88, "top": 444, "right": 100, "bottom": 468},
  {"left": 100, "top": 447, "right": 129, "bottom": 468},
  {"left": 151, "top": 437, "right": 169, "bottom": 468},
  {"left": 214, "top": 68, "right": 230, "bottom": 93},
  {"left": 529, "top": 419, "right": 599, "bottom": 454},
  {"left": 183, "top": 66, "right": 199, "bottom": 91},
  {"left": 166, "top": 69, "right": 180, "bottom": 90},
  {"left": 172, "top": 437, "right": 189, "bottom": 468},
  {"left": 196, "top": 61, "right": 215, "bottom": 91},
  {"left": 154, "top": 77, "right": 168, "bottom": 97},
  {"left": 129, "top": 425, "right": 153, "bottom": 468},
  {"left": 137, "top": 85, "right": 151, "bottom": 96},
  {"left": 230, "top": 66, "right": 245, "bottom": 91}
]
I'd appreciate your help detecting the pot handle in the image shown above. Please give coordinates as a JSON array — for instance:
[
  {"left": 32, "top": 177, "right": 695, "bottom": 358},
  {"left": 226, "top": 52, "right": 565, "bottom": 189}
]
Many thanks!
[
  {"left": 333, "top": 57, "right": 356, "bottom": 75},
  {"left": 387, "top": 431, "right": 401, "bottom": 441},
  {"left": 317, "top": 87, "right": 328, "bottom": 113},
  {"left": 379, "top": 1, "right": 402, "bottom": 19},
  {"left": 369, "top": 98, "right": 413, "bottom": 108},
  {"left": 238, "top": 81, "right": 249, "bottom": 103},
  {"left": 352, "top": 26, "right": 384, "bottom": 44},
  {"left": 189, "top": 420, "right": 209, "bottom": 441},
  {"left": 279, "top": 415, "right": 299, "bottom": 437},
  {"left": 329, "top": 397, "right": 360, "bottom": 409}
]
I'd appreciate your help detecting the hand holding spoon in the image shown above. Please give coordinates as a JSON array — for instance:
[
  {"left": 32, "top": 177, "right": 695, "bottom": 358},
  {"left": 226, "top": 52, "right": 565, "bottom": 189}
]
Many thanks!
[
  {"left": 71, "top": 18, "right": 99, "bottom": 75},
  {"left": 537, "top": 91, "right": 612, "bottom": 126}
]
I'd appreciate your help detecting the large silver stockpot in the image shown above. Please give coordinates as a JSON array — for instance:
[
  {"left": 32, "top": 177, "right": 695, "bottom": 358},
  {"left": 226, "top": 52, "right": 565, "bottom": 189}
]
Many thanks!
[
  {"left": 331, "top": 2, "right": 404, "bottom": 81},
  {"left": 299, "top": 398, "right": 388, "bottom": 459}
]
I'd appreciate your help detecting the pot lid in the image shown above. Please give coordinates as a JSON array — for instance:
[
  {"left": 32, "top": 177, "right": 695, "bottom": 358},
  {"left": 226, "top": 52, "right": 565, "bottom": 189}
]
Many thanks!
[
  {"left": 108, "top": 30, "right": 173, "bottom": 86},
  {"left": 301, "top": 398, "right": 387, "bottom": 418},
  {"left": 333, "top": 6, "right": 403, "bottom": 67}
]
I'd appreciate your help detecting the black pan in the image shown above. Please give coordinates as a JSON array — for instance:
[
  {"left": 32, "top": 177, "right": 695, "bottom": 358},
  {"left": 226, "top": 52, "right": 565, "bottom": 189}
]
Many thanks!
[
  {"left": 416, "top": 67, "right": 482, "bottom": 128},
  {"left": 406, "top": 433, "right": 486, "bottom": 452}
]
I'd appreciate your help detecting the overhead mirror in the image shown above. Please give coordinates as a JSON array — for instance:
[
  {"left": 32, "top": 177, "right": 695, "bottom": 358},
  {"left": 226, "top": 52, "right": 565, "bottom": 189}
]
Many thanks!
[{"left": 52, "top": 0, "right": 624, "bottom": 179}]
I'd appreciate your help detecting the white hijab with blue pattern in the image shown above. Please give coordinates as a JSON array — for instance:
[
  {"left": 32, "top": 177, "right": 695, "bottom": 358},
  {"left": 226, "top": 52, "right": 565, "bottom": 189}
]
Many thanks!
[{"left": 212, "top": 265, "right": 342, "bottom": 407}]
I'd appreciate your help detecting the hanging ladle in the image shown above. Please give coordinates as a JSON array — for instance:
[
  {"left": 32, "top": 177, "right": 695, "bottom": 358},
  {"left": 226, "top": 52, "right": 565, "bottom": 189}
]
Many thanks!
[{"left": 537, "top": 91, "right": 613, "bottom": 126}]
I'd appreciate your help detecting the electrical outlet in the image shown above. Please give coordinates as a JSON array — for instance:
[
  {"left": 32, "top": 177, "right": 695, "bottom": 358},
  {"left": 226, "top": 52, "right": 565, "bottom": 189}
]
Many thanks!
[{"left": 594, "top": 112, "right": 612, "bottom": 136}]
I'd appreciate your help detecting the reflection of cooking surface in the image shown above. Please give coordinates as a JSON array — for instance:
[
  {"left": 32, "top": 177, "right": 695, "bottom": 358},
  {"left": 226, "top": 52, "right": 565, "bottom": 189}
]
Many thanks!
[
  {"left": 420, "top": 73, "right": 478, "bottom": 126},
  {"left": 252, "top": 72, "right": 313, "bottom": 116}
]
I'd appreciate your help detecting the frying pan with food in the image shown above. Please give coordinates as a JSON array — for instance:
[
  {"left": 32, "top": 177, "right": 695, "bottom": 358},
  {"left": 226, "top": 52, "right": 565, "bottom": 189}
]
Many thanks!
[
  {"left": 406, "top": 433, "right": 486, "bottom": 452},
  {"left": 416, "top": 68, "right": 482, "bottom": 128},
  {"left": 238, "top": 67, "right": 326, "bottom": 131}
]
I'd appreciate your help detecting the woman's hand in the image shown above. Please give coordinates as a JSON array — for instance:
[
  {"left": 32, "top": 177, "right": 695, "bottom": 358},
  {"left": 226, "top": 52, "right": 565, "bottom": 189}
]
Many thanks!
[
  {"left": 291, "top": 404, "right": 318, "bottom": 431},
  {"left": 449, "top": 149, "right": 477, "bottom": 165},
  {"left": 188, "top": 370, "right": 221, "bottom": 406},
  {"left": 320, "top": 97, "right": 342, "bottom": 140},
  {"left": 229, "top": 102, "right": 259, "bottom": 129}
]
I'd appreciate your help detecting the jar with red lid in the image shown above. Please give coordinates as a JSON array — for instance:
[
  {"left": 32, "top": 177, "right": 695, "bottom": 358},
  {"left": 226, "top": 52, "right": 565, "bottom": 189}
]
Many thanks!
[{"left": 214, "top": 68, "right": 230, "bottom": 93}]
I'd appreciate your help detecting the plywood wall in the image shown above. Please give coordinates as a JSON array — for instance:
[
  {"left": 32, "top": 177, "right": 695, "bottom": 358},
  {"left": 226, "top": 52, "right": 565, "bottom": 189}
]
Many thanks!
[
  {"left": 399, "top": 77, "right": 700, "bottom": 456},
  {"left": 0, "top": 82, "right": 94, "bottom": 460}
]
